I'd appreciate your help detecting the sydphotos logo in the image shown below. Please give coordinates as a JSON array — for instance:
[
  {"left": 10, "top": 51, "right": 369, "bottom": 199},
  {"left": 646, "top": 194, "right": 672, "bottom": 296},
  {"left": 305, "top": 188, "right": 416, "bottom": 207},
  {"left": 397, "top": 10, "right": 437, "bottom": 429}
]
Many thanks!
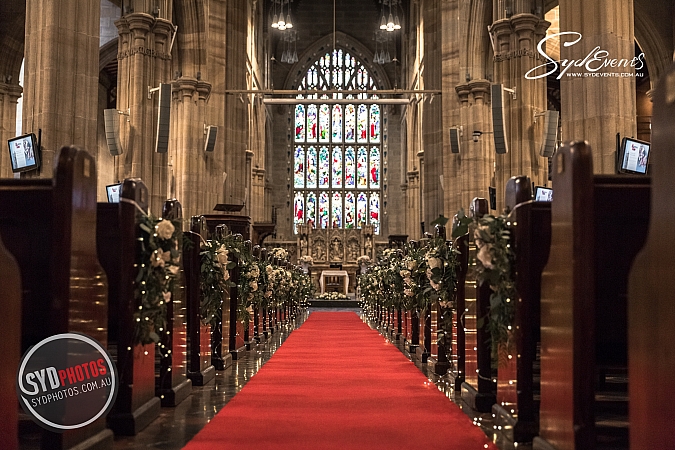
[
  {"left": 525, "top": 31, "right": 645, "bottom": 80},
  {"left": 16, "top": 333, "right": 118, "bottom": 432}
]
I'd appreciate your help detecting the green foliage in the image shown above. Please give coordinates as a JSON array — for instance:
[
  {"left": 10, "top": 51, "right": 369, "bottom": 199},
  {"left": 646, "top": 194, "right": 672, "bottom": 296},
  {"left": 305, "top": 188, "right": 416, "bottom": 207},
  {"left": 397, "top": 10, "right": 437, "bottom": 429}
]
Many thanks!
[
  {"left": 451, "top": 208, "right": 473, "bottom": 238},
  {"left": 134, "top": 214, "right": 183, "bottom": 345},
  {"left": 199, "top": 237, "right": 232, "bottom": 328}
]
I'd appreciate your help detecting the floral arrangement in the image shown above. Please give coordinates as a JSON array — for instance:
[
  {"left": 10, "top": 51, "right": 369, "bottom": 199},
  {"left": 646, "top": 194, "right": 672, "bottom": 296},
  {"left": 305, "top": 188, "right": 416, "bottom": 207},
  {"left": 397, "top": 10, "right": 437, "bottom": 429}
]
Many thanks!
[
  {"left": 401, "top": 242, "right": 430, "bottom": 311},
  {"left": 134, "top": 215, "right": 183, "bottom": 345},
  {"left": 472, "top": 213, "right": 517, "bottom": 362},
  {"left": 356, "top": 255, "right": 371, "bottom": 265},
  {"left": 423, "top": 237, "right": 460, "bottom": 346},
  {"left": 199, "top": 235, "right": 237, "bottom": 328},
  {"left": 299, "top": 255, "right": 314, "bottom": 265},
  {"left": 317, "top": 292, "right": 348, "bottom": 300},
  {"left": 269, "top": 247, "right": 289, "bottom": 261}
]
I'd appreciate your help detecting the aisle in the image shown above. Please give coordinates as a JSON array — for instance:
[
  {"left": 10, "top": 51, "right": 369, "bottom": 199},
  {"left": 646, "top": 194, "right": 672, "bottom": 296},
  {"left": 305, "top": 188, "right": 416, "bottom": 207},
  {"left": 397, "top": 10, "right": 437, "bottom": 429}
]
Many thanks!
[{"left": 183, "top": 312, "right": 497, "bottom": 449}]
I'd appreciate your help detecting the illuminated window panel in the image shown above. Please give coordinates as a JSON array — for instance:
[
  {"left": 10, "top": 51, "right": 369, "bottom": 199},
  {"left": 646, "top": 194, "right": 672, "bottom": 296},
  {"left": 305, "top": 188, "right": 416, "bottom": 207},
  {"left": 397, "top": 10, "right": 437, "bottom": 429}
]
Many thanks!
[
  {"left": 357, "top": 193, "right": 367, "bottom": 229},
  {"left": 332, "top": 192, "right": 342, "bottom": 228},
  {"left": 293, "top": 192, "right": 304, "bottom": 231},
  {"left": 345, "top": 193, "right": 356, "bottom": 229},
  {"left": 319, "top": 192, "right": 329, "bottom": 229},
  {"left": 345, "top": 104, "right": 356, "bottom": 143},
  {"left": 319, "top": 104, "right": 330, "bottom": 142},
  {"left": 345, "top": 147, "right": 355, "bottom": 188},
  {"left": 370, "top": 105, "right": 380, "bottom": 143},
  {"left": 369, "top": 193, "right": 380, "bottom": 234},
  {"left": 306, "top": 146, "right": 317, "bottom": 188},
  {"left": 295, "top": 105, "right": 305, "bottom": 142},
  {"left": 332, "top": 147, "right": 342, "bottom": 188},
  {"left": 357, "top": 147, "right": 368, "bottom": 188},
  {"left": 306, "top": 192, "right": 316, "bottom": 227},
  {"left": 294, "top": 146, "right": 304, "bottom": 188},
  {"left": 357, "top": 105, "right": 368, "bottom": 143},
  {"left": 370, "top": 147, "right": 380, "bottom": 189},
  {"left": 332, "top": 105, "right": 343, "bottom": 142},
  {"left": 318, "top": 146, "right": 329, "bottom": 188},
  {"left": 307, "top": 105, "right": 317, "bottom": 142}
]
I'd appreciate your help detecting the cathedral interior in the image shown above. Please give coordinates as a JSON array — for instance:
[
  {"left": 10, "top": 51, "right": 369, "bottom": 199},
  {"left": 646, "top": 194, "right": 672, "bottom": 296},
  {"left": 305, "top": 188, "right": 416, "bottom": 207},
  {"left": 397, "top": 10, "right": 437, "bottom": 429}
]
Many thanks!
[{"left": 1, "top": 0, "right": 675, "bottom": 449}]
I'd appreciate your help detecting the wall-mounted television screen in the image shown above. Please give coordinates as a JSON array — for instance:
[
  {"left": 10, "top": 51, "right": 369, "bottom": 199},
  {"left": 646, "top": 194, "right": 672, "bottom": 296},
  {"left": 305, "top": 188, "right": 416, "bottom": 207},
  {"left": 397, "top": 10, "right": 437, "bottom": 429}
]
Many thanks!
[
  {"left": 7, "top": 133, "right": 40, "bottom": 173},
  {"left": 620, "top": 137, "right": 650, "bottom": 174},
  {"left": 534, "top": 186, "right": 553, "bottom": 202},
  {"left": 106, "top": 183, "right": 122, "bottom": 203}
]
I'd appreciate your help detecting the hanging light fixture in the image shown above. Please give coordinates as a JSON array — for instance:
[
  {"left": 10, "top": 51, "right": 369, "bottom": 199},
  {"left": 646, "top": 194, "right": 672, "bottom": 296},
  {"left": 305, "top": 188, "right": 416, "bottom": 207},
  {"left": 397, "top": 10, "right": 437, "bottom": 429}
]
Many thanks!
[
  {"left": 393, "top": 14, "right": 401, "bottom": 30},
  {"left": 286, "top": 7, "right": 293, "bottom": 28},
  {"left": 386, "top": 11, "right": 395, "bottom": 32}
]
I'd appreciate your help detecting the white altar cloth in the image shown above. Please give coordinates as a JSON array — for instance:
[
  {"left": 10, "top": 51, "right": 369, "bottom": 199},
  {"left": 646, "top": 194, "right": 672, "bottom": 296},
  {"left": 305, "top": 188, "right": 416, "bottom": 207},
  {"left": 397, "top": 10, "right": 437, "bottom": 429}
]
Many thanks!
[{"left": 319, "top": 270, "right": 349, "bottom": 294}]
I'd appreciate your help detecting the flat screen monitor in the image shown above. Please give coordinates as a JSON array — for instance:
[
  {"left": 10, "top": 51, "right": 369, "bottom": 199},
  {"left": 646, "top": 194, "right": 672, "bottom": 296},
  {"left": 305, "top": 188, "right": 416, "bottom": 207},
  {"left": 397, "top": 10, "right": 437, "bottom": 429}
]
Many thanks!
[
  {"left": 534, "top": 186, "right": 553, "bottom": 202},
  {"left": 106, "top": 183, "right": 122, "bottom": 203},
  {"left": 7, "top": 133, "right": 40, "bottom": 173},
  {"left": 620, "top": 137, "right": 650, "bottom": 174}
]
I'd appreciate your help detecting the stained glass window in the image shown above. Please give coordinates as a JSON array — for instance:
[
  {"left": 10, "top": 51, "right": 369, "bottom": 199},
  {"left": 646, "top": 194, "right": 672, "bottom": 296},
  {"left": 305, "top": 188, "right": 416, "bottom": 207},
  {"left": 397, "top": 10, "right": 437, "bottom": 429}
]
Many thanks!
[
  {"left": 370, "top": 147, "right": 380, "bottom": 188},
  {"left": 319, "top": 104, "right": 330, "bottom": 142},
  {"left": 332, "top": 105, "right": 342, "bottom": 142},
  {"left": 306, "top": 147, "right": 317, "bottom": 189},
  {"left": 370, "top": 105, "right": 380, "bottom": 143},
  {"left": 332, "top": 147, "right": 342, "bottom": 188},
  {"left": 295, "top": 105, "right": 305, "bottom": 142},
  {"left": 293, "top": 49, "right": 384, "bottom": 234},
  {"left": 332, "top": 192, "right": 342, "bottom": 228},
  {"left": 319, "top": 146, "right": 329, "bottom": 188},
  {"left": 294, "top": 147, "right": 304, "bottom": 188},
  {"left": 357, "top": 147, "right": 368, "bottom": 188}
]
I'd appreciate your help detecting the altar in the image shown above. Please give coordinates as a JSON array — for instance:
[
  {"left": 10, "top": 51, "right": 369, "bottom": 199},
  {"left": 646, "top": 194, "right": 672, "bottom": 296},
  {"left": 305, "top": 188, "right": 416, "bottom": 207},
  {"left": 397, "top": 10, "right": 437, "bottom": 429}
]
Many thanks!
[{"left": 319, "top": 270, "right": 350, "bottom": 294}]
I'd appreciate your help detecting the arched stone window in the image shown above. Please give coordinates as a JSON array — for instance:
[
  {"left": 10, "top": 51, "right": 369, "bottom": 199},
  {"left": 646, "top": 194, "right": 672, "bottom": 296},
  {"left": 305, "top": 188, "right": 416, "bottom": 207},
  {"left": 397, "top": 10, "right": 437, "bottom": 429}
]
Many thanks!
[{"left": 293, "top": 49, "right": 382, "bottom": 234}]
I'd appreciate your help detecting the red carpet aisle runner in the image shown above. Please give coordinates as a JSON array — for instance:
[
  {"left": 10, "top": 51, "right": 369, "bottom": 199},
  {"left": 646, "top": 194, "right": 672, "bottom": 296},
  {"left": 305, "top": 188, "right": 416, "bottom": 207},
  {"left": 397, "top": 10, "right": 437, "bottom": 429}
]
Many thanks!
[{"left": 184, "top": 312, "right": 498, "bottom": 450}]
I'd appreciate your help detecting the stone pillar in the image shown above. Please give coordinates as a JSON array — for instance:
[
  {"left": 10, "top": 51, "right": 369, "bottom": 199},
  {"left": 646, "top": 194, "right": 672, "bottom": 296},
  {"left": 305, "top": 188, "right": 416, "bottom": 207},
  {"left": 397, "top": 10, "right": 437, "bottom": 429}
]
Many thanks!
[
  {"left": 223, "top": 0, "right": 249, "bottom": 211},
  {"left": 115, "top": 12, "right": 173, "bottom": 214},
  {"left": 491, "top": 8, "right": 549, "bottom": 211},
  {"left": 0, "top": 82, "right": 22, "bottom": 178},
  {"left": 23, "top": 0, "right": 101, "bottom": 177},
  {"left": 559, "top": 0, "right": 636, "bottom": 173}
]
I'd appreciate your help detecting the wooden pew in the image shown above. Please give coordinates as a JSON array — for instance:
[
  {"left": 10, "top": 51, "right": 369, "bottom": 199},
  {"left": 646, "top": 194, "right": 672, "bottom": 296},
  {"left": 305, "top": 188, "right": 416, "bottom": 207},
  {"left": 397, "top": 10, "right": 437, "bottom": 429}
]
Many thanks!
[
  {"left": 0, "top": 146, "right": 113, "bottom": 449},
  {"left": 533, "top": 141, "right": 650, "bottom": 450},
  {"left": 183, "top": 216, "right": 216, "bottom": 386},
  {"left": 493, "top": 176, "right": 551, "bottom": 443},
  {"left": 155, "top": 200, "right": 192, "bottom": 406},
  {"left": 0, "top": 232, "right": 21, "bottom": 450},
  {"left": 461, "top": 197, "right": 496, "bottom": 412},
  {"left": 627, "top": 62, "right": 675, "bottom": 450},
  {"left": 96, "top": 178, "right": 160, "bottom": 436}
]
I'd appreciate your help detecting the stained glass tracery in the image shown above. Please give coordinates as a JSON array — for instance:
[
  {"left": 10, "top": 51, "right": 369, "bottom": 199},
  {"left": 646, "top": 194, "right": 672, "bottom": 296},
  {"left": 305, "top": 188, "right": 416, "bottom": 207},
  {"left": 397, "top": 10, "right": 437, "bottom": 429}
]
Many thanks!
[{"left": 293, "top": 49, "right": 383, "bottom": 234}]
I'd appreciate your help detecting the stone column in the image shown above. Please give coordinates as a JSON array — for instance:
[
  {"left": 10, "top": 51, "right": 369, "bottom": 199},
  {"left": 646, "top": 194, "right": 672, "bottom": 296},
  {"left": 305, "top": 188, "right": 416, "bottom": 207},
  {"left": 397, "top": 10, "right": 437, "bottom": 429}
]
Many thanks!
[
  {"left": 559, "top": 0, "right": 636, "bottom": 173},
  {"left": 491, "top": 7, "right": 549, "bottom": 211},
  {"left": 223, "top": 0, "right": 249, "bottom": 211},
  {"left": 0, "top": 82, "right": 22, "bottom": 178},
  {"left": 23, "top": 0, "right": 101, "bottom": 177},
  {"left": 115, "top": 12, "right": 173, "bottom": 214}
]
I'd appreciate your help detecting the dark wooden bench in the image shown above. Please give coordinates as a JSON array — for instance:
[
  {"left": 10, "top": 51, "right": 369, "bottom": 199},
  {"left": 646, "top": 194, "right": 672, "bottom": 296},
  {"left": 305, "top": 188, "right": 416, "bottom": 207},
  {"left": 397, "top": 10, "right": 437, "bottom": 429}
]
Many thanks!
[
  {"left": 0, "top": 228, "right": 22, "bottom": 450},
  {"left": 461, "top": 197, "right": 496, "bottom": 413},
  {"left": 96, "top": 178, "right": 160, "bottom": 436},
  {"left": 183, "top": 216, "right": 216, "bottom": 386},
  {"left": 0, "top": 146, "right": 113, "bottom": 449},
  {"left": 627, "top": 62, "right": 675, "bottom": 449},
  {"left": 534, "top": 141, "right": 650, "bottom": 450},
  {"left": 156, "top": 200, "right": 192, "bottom": 406},
  {"left": 492, "top": 176, "right": 551, "bottom": 443}
]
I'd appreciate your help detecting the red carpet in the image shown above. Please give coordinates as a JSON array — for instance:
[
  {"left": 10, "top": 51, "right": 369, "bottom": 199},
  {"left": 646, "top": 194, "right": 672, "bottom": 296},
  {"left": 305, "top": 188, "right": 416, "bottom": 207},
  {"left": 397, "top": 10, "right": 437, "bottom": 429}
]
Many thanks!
[{"left": 184, "top": 312, "right": 498, "bottom": 449}]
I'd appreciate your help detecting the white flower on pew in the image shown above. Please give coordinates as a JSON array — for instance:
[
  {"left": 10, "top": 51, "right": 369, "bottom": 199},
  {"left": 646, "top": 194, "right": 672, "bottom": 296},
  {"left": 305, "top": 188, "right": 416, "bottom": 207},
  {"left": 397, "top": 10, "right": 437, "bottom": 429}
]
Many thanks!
[
  {"left": 168, "top": 265, "right": 179, "bottom": 275},
  {"left": 216, "top": 245, "right": 229, "bottom": 266},
  {"left": 163, "top": 291, "right": 172, "bottom": 303},
  {"left": 406, "top": 260, "right": 417, "bottom": 271},
  {"left": 156, "top": 219, "right": 175, "bottom": 240},
  {"left": 151, "top": 248, "right": 171, "bottom": 268},
  {"left": 265, "top": 290, "right": 272, "bottom": 298},
  {"left": 223, "top": 269, "right": 230, "bottom": 282},
  {"left": 250, "top": 281, "right": 258, "bottom": 292},
  {"left": 427, "top": 257, "right": 441, "bottom": 269},
  {"left": 404, "top": 288, "right": 413, "bottom": 297},
  {"left": 400, "top": 269, "right": 411, "bottom": 278},
  {"left": 477, "top": 245, "right": 494, "bottom": 269}
]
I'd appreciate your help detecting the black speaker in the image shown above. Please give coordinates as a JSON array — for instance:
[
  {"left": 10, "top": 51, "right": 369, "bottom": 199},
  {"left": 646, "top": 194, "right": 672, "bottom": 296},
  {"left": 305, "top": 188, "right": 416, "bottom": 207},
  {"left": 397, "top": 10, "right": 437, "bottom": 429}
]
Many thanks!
[
  {"left": 539, "top": 110, "right": 559, "bottom": 157},
  {"left": 491, "top": 84, "right": 509, "bottom": 154},
  {"left": 488, "top": 186, "right": 497, "bottom": 210},
  {"left": 155, "top": 83, "right": 171, "bottom": 153},
  {"left": 449, "top": 127, "right": 461, "bottom": 153},
  {"left": 104, "top": 109, "right": 123, "bottom": 156},
  {"left": 204, "top": 125, "right": 218, "bottom": 152}
]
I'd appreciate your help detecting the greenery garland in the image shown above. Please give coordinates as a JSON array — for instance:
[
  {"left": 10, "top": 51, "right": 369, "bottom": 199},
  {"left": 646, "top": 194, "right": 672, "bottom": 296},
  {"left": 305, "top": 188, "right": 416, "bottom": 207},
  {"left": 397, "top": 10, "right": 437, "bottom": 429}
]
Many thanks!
[
  {"left": 199, "top": 237, "right": 234, "bottom": 328},
  {"left": 134, "top": 214, "right": 183, "bottom": 345},
  {"left": 424, "top": 236, "right": 460, "bottom": 347},
  {"left": 472, "top": 214, "right": 517, "bottom": 364}
]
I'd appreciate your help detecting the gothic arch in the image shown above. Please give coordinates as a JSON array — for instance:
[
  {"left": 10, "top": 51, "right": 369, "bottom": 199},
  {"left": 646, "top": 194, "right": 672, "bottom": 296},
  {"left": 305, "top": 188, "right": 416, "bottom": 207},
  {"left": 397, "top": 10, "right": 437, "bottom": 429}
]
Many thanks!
[
  {"left": 634, "top": 3, "right": 673, "bottom": 88},
  {"left": 283, "top": 31, "right": 392, "bottom": 91}
]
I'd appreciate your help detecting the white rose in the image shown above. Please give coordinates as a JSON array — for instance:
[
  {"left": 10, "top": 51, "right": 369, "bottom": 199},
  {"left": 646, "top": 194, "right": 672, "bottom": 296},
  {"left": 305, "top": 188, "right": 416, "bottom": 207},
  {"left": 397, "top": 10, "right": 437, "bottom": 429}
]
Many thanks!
[
  {"left": 406, "top": 260, "right": 417, "bottom": 271},
  {"left": 163, "top": 291, "right": 172, "bottom": 302},
  {"left": 151, "top": 249, "right": 167, "bottom": 268},
  {"left": 156, "top": 219, "right": 175, "bottom": 240},
  {"left": 477, "top": 245, "right": 494, "bottom": 269},
  {"left": 404, "top": 288, "right": 413, "bottom": 297},
  {"left": 265, "top": 291, "right": 272, "bottom": 298},
  {"left": 168, "top": 265, "right": 179, "bottom": 275},
  {"left": 428, "top": 257, "right": 441, "bottom": 269},
  {"left": 223, "top": 270, "right": 230, "bottom": 281},
  {"left": 400, "top": 270, "right": 411, "bottom": 278},
  {"left": 216, "top": 245, "right": 229, "bottom": 266},
  {"left": 250, "top": 281, "right": 258, "bottom": 292}
]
